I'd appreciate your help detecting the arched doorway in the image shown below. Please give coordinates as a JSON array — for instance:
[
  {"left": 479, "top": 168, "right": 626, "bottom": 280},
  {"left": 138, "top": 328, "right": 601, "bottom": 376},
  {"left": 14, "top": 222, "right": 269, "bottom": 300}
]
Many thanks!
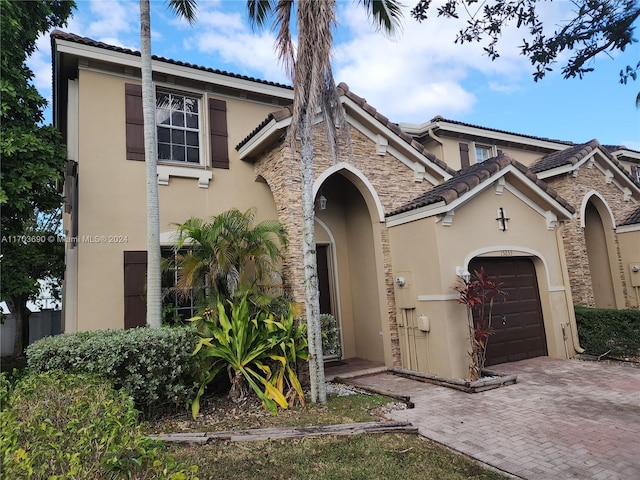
[
  {"left": 314, "top": 171, "right": 385, "bottom": 363},
  {"left": 583, "top": 197, "right": 617, "bottom": 308}
]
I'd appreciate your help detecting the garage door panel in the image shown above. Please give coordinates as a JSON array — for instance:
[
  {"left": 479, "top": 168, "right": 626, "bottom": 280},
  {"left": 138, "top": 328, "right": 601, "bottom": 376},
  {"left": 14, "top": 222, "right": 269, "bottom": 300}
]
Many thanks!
[{"left": 469, "top": 257, "right": 547, "bottom": 367}]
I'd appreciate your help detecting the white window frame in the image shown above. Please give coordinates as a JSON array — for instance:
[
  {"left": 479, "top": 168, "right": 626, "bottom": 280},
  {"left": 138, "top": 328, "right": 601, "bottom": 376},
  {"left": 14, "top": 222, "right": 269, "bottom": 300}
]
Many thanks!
[
  {"left": 155, "top": 89, "right": 203, "bottom": 166},
  {"left": 473, "top": 143, "right": 496, "bottom": 163}
]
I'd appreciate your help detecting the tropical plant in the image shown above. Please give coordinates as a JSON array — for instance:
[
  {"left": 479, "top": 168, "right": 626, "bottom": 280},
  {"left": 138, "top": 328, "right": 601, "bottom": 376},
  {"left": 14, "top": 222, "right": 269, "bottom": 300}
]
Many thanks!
[
  {"left": 453, "top": 267, "right": 507, "bottom": 380},
  {"left": 139, "top": 0, "right": 198, "bottom": 328},
  {"left": 247, "top": 0, "right": 403, "bottom": 404},
  {"left": 171, "top": 208, "right": 288, "bottom": 311},
  {"left": 190, "top": 294, "right": 308, "bottom": 418}
]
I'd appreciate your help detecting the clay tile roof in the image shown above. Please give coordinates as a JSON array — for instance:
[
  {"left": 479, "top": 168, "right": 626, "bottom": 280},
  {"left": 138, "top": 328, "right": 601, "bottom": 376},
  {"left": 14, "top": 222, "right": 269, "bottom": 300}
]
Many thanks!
[
  {"left": 529, "top": 139, "right": 600, "bottom": 173},
  {"left": 51, "top": 30, "right": 292, "bottom": 90},
  {"left": 429, "top": 116, "right": 574, "bottom": 146},
  {"left": 388, "top": 154, "right": 575, "bottom": 217},
  {"left": 620, "top": 206, "right": 640, "bottom": 226},
  {"left": 235, "top": 106, "right": 292, "bottom": 149},
  {"left": 530, "top": 139, "right": 640, "bottom": 186}
]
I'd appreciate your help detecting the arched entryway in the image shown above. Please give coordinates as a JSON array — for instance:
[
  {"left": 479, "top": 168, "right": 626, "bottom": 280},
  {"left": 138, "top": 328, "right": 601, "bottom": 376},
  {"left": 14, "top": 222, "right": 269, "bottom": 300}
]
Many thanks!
[
  {"left": 314, "top": 170, "right": 386, "bottom": 363},
  {"left": 583, "top": 195, "right": 618, "bottom": 308}
]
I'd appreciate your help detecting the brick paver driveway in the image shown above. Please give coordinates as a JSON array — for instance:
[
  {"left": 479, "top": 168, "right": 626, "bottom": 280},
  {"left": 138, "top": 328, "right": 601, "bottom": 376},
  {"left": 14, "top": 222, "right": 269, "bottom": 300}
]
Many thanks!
[{"left": 353, "top": 357, "right": 640, "bottom": 480}]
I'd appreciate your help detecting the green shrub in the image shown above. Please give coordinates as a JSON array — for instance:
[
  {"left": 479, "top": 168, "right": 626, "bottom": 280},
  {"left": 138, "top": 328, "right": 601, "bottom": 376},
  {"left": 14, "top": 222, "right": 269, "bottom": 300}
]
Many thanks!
[
  {"left": 574, "top": 306, "right": 640, "bottom": 356},
  {"left": 26, "top": 326, "right": 200, "bottom": 418},
  {"left": 0, "top": 370, "right": 198, "bottom": 479}
]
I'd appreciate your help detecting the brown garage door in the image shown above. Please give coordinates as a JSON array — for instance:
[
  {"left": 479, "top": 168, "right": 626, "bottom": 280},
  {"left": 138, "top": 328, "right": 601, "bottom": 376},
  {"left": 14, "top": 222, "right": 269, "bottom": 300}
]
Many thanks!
[{"left": 469, "top": 257, "right": 547, "bottom": 366}]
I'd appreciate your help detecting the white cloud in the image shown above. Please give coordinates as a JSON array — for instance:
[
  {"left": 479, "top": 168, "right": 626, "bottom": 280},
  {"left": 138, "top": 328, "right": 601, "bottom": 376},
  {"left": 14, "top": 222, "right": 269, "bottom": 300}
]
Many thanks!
[
  {"left": 178, "top": 3, "right": 288, "bottom": 83},
  {"left": 331, "top": 2, "right": 537, "bottom": 123},
  {"left": 86, "top": 0, "right": 138, "bottom": 39}
]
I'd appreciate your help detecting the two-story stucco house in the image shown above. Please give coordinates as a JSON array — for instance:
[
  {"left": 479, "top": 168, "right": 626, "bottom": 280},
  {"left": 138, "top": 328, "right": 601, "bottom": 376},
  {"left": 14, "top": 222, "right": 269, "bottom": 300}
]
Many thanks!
[{"left": 52, "top": 31, "right": 640, "bottom": 380}]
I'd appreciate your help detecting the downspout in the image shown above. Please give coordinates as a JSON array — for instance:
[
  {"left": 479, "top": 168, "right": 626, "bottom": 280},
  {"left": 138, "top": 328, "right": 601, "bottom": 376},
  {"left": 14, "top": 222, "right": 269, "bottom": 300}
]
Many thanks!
[
  {"left": 427, "top": 129, "right": 445, "bottom": 160},
  {"left": 556, "top": 221, "right": 585, "bottom": 354}
]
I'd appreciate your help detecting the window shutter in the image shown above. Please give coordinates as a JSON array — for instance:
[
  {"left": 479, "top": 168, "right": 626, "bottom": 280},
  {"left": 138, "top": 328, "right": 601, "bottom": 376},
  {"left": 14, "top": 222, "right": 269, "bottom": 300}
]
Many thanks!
[
  {"left": 631, "top": 165, "right": 638, "bottom": 184},
  {"left": 124, "top": 251, "right": 147, "bottom": 328},
  {"left": 459, "top": 142, "right": 470, "bottom": 168},
  {"left": 209, "top": 98, "right": 229, "bottom": 169},
  {"left": 125, "top": 83, "right": 145, "bottom": 161}
]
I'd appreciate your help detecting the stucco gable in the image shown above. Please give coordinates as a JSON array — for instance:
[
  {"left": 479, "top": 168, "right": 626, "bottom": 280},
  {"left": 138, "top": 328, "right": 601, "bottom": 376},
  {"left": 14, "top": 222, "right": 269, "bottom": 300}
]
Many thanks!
[{"left": 386, "top": 153, "right": 575, "bottom": 227}]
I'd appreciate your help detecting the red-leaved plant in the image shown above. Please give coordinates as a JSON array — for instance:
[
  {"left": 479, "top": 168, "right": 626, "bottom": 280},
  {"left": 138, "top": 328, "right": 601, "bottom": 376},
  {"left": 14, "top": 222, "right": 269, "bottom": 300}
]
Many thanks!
[{"left": 453, "top": 267, "right": 507, "bottom": 381}]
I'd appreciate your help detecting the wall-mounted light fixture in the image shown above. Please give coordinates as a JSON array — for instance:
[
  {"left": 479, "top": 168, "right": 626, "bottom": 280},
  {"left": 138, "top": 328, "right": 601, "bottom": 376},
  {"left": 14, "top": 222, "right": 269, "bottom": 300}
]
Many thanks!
[
  {"left": 455, "top": 266, "right": 471, "bottom": 282},
  {"left": 318, "top": 192, "right": 327, "bottom": 210}
]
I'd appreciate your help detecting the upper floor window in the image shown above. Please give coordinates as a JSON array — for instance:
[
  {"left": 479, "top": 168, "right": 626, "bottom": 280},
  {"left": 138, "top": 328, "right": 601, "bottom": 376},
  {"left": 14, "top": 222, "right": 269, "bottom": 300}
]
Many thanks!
[
  {"left": 475, "top": 144, "right": 493, "bottom": 163},
  {"left": 156, "top": 92, "right": 200, "bottom": 164}
]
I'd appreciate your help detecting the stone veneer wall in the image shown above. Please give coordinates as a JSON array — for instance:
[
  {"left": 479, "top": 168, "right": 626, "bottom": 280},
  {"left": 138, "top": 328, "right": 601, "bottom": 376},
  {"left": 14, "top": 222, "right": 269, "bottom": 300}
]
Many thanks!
[
  {"left": 253, "top": 124, "right": 437, "bottom": 365},
  {"left": 544, "top": 162, "right": 639, "bottom": 307}
]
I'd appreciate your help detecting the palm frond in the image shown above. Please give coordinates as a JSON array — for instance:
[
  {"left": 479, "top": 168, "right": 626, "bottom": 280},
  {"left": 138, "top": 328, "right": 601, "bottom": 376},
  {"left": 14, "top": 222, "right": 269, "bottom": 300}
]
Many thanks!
[
  {"left": 247, "top": 0, "right": 275, "bottom": 30},
  {"left": 166, "top": 0, "right": 198, "bottom": 25},
  {"left": 358, "top": 0, "right": 404, "bottom": 36}
]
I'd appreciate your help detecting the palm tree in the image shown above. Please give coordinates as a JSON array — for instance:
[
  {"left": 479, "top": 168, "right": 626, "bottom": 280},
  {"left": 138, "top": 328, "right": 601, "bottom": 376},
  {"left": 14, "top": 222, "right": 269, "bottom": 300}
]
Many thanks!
[
  {"left": 172, "top": 208, "right": 288, "bottom": 307},
  {"left": 247, "top": 0, "right": 403, "bottom": 402},
  {"left": 139, "top": 0, "right": 197, "bottom": 328}
]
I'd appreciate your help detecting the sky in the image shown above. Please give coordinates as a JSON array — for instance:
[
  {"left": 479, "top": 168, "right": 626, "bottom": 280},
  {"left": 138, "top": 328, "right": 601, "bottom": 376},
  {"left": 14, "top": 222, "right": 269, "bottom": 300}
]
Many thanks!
[{"left": 31, "top": 0, "right": 640, "bottom": 150}]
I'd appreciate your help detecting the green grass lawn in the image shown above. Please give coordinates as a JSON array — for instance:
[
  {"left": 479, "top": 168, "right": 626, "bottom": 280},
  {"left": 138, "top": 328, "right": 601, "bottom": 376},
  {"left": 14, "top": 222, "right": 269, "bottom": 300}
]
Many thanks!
[{"left": 156, "top": 392, "right": 509, "bottom": 480}]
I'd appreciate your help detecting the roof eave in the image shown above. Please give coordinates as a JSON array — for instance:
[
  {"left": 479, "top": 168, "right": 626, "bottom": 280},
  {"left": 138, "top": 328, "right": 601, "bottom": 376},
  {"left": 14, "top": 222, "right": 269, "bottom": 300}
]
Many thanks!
[
  {"left": 53, "top": 36, "right": 294, "bottom": 101},
  {"left": 400, "top": 119, "right": 570, "bottom": 152},
  {"left": 237, "top": 117, "right": 291, "bottom": 161},
  {"left": 341, "top": 96, "right": 453, "bottom": 182},
  {"left": 387, "top": 164, "right": 574, "bottom": 228}
]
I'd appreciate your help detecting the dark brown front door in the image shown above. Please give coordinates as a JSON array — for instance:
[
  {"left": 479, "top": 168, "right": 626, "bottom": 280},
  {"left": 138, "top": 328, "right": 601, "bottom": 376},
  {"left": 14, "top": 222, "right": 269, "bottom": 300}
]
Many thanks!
[
  {"left": 316, "top": 245, "right": 332, "bottom": 315},
  {"left": 469, "top": 257, "right": 547, "bottom": 366}
]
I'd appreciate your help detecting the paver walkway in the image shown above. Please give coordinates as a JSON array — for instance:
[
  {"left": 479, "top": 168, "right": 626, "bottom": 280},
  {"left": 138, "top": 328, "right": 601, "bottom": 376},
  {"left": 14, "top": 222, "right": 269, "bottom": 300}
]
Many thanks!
[{"left": 351, "top": 357, "right": 640, "bottom": 480}]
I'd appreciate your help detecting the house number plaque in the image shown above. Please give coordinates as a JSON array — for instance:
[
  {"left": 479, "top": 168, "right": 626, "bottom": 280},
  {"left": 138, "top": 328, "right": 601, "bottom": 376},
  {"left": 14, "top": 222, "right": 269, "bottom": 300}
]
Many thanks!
[{"left": 500, "top": 250, "right": 513, "bottom": 257}]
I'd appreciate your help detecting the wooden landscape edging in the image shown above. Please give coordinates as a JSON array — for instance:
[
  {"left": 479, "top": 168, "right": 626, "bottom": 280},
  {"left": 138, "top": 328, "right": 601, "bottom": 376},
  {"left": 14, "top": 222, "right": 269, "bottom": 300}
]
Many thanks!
[
  {"left": 333, "top": 375, "right": 415, "bottom": 408},
  {"left": 390, "top": 367, "right": 517, "bottom": 393},
  {"left": 151, "top": 421, "right": 418, "bottom": 445}
]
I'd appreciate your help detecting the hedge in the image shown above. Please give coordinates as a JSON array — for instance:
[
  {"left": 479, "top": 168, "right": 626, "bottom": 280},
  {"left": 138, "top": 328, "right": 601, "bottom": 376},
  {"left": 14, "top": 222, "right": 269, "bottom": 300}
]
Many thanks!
[
  {"left": 26, "top": 326, "right": 200, "bottom": 418},
  {"left": 574, "top": 306, "right": 640, "bottom": 357},
  {"left": 0, "top": 371, "right": 198, "bottom": 479}
]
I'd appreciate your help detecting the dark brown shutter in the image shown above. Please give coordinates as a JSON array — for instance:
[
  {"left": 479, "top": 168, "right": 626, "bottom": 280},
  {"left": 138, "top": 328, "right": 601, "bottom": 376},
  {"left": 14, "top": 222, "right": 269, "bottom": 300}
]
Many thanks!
[
  {"left": 125, "top": 83, "right": 145, "bottom": 161},
  {"left": 124, "top": 251, "right": 147, "bottom": 328},
  {"left": 631, "top": 165, "right": 638, "bottom": 184},
  {"left": 209, "top": 98, "right": 229, "bottom": 169},
  {"left": 459, "top": 142, "right": 470, "bottom": 168}
]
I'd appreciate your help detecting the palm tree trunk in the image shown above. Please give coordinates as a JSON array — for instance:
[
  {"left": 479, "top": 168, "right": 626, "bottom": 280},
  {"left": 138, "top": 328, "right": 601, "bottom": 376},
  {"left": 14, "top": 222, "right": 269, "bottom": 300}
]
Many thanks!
[
  {"left": 300, "top": 112, "right": 326, "bottom": 403},
  {"left": 140, "top": 0, "right": 162, "bottom": 328}
]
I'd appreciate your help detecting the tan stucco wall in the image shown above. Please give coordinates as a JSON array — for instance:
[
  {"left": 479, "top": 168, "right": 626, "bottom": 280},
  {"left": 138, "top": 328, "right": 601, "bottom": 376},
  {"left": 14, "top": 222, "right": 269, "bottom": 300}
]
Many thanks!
[
  {"left": 389, "top": 184, "right": 577, "bottom": 379},
  {"left": 618, "top": 228, "right": 640, "bottom": 308},
  {"left": 422, "top": 134, "right": 548, "bottom": 171},
  {"left": 70, "top": 68, "right": 281, "bottom": 331}
]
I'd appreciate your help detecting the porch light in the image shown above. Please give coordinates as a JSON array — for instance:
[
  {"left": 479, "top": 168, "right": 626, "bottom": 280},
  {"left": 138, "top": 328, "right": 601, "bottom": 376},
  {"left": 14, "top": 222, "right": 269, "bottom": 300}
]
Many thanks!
[
  {"left": 456, "top": 266, "right": 471, "bottom": 282},
  {"left": 318, "top": 194, "right": 327, "bottom": 210}
]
